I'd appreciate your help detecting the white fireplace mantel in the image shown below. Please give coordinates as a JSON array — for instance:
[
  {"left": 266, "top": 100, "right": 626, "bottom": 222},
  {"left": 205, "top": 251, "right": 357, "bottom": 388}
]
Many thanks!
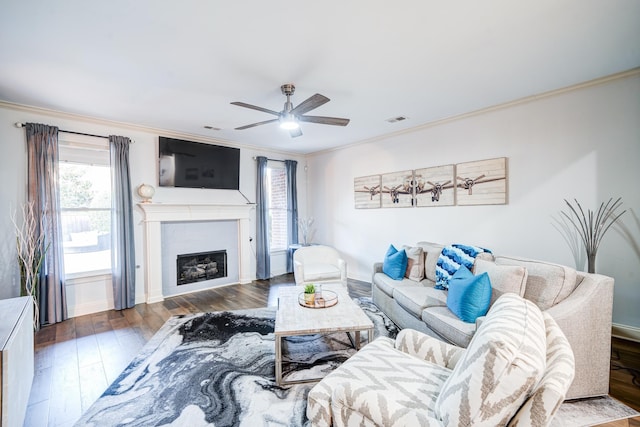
[{"left": 138, "top": 203, "right": 253, "bottom": 303}]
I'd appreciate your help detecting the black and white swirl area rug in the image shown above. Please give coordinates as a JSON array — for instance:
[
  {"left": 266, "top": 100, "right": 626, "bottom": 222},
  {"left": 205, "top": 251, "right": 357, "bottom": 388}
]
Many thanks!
[
  {"left": 74, "top": 297, "right": 398, "bottom": 427},
  {"left": 74, "top": 297, "right": 638, "bottom": 427}
]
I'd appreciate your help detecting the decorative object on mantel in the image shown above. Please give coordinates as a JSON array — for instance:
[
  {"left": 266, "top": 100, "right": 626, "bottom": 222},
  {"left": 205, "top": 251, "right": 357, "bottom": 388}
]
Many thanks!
[
  {"left": 559, "top": 197, "right": 626, "bottom": 273},
  {"left": 10, "top": 202, "right": 49, "bottom": 330},
  {"left": 297, "top": 217, "right": 315, "bottom": 246},
  {"left": 137, "top": 183, "right": 155, "bottom": 203}
]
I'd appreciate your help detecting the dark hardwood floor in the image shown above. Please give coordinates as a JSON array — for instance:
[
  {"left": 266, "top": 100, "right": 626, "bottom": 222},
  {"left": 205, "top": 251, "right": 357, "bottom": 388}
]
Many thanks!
[{"left": 25, "top": 274, "right": 639, "bottom": 426}]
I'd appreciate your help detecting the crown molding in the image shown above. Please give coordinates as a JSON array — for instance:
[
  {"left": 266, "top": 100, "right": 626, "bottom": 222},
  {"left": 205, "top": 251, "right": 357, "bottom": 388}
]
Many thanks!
[
  {"left": 0, "top": 100, "right": 301, "bottom": 159},
  {"left": 309, "top": 67, "right": 640, "bottom": 158},
  {"left": 3, "top": 67, "right": 638, "bottom": 160}
]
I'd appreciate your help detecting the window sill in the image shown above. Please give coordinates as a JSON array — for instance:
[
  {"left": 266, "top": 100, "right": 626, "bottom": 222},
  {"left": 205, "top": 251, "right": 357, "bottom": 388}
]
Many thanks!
[{"left": 65, "top": 269, "right": 112, "bottom": 283}]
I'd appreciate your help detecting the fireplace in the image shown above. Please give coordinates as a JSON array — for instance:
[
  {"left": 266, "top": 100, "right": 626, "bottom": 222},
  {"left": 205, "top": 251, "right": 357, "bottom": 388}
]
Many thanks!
[
  {"left": 138, "top": 203, "right": 253, "bottom": 303},
  {"left": 177, "top": 250, "right": 227, "bottom": 285}
]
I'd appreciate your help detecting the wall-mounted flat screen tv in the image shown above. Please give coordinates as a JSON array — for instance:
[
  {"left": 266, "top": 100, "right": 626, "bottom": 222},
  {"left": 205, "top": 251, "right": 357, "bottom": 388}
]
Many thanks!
[{"left": 158, "top": 136, "right": 240, "bottom": 190}]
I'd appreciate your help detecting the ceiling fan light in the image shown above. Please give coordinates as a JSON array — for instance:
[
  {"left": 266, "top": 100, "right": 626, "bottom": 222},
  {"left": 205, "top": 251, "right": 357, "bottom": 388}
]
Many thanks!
[{"left": 279, "top": 115, "right": 299, "bottom": 130}]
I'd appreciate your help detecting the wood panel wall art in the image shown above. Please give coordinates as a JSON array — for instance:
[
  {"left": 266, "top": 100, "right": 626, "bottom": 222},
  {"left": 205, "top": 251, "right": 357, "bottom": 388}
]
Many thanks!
[
  {"left": 354, "top": 175, "right": 381, "bottom": 209},
  {"left": 414, "top": 165, "right": 455, "bottom": 207},
  {"left": 354, "top": 157, "right": 508, "bottom": 209},
  {"left": 455, "top": 157, "right": 507, "bottom": 206},
  {"left": 381, "top": 170, "right": 414, "bottom": 208}
]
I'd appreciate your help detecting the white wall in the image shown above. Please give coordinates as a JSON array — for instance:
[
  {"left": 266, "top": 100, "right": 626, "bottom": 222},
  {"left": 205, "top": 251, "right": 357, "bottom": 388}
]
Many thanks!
[
  {"left": 306, "top": 71, "right": 640, "bottom": 329},
  {"left": 0, "top": 103, "right": 307, "bottom": 314}
]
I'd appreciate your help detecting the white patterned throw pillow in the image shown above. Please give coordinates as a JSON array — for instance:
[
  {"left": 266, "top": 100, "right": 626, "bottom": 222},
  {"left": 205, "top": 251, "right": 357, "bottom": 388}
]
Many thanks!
[
  {"left": 434, "top": 293, "right": 547, "bottom": 426},
  {"left": 403, "top": 245, "right": 425, "bottom": 281}
]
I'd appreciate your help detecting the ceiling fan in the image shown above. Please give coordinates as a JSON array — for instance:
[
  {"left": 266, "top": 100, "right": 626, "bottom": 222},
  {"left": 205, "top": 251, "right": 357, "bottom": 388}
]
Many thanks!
[{"left": 231, "top": 84, "right": 350, "bottom": 138}]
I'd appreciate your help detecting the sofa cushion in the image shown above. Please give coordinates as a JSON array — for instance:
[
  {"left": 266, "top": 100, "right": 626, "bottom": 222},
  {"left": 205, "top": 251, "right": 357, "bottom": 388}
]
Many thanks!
[
  {"left": 495, "top": 255, "right": 577, "bottom": 310},
  {"left": 382, "top": 245, "right": 408, "bottom": 280},
  {"left": 307, "top": 337, "right": 449, "bottom": 427},
  {"left": 403, "top": 245, "right": 425, "bottom": 281},
  {"left": 435, "top": 293, "right": 547, "bottom": 427},
  {"left": 373, "top": 272, "right": 422, "bottom": 298},
  {"left": 395, "top": 329, "right": 466, "bottom": 370},
  {"left": 474, "top": 258, "right": 528, "bottom": 306},
  {"left": 421, "top": 306, "right": 477, "bottom": 347},
  {"left": 416, "top": 241, "right": 444, "bottom": 282},
  {"left": 302, "top": 263, "right": 342, "bottom": 282},
  {"left": 446, "top": 266, "right": 492, "bottom": 323},
  {"left": 393, "top": 286, "right": 447, "bottom": 318}
]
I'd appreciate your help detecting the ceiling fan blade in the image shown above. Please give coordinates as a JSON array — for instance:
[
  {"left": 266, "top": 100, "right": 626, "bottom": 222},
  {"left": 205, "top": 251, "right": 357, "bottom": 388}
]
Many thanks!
[
  {"left": 235, "top": 119, "right": 279, "bottom": 130},
  {"left": 298, "top": 115, "right": 350, "bottom": 126},
  {"left": 230, "top": 102, "right": 280, "bottom": 116},
  {"left": 290, "top": 93, "right": 329, "bottom": 115},
  {"left": 289, "top": 127, "right": 303, "bottom": 138}
]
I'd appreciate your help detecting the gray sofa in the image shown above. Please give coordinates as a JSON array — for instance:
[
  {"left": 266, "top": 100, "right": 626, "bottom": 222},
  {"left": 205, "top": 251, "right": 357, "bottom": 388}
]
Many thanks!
[{"left": 371, "top": 241, "right": 614, "bottom": 400}]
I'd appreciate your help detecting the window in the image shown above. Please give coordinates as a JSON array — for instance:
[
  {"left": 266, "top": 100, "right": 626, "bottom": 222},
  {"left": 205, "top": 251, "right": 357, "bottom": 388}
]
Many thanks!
[
  {"left": 266, "top": 162, "right": 288, "bottom": 252},
  {"left": 58, "top": 138, "right": 112, "bottom": 277}
]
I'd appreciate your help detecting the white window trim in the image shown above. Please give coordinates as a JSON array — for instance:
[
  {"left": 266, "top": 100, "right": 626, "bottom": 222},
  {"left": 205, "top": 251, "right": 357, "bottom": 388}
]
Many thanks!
[
  {"left": 59, "top": 135, "right": 113, "bottom": 280},
  {"left": 65, "top": 269, "right": 112, "bottom": 282},
  {"left": 267, "top": 161, "right": 288, "bottom": 252}
]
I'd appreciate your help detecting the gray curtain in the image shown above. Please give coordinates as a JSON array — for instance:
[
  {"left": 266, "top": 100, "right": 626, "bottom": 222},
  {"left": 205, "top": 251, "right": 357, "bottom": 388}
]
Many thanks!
[
  {"left": 25, "top": 123, "right": 67, "bottom": 327},
  {"left": 255, "top": 156, "right": 270, "bottom": 279},
  {"left": 109, "top": 135, "right": 136, "bottom": 310},
  {"left": 285, "top": 160, "right": 299, "bottom": 273}
]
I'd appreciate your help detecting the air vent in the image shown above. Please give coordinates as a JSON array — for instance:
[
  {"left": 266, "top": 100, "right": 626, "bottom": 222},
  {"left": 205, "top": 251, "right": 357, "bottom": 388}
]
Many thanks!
[{"left": 386, "top": 116, "right": 408, "bottom": 123}]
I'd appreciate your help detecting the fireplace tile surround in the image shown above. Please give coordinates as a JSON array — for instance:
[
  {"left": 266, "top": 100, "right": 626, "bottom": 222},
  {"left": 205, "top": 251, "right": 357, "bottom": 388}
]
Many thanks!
[
  {"left": 161, "top": 220, "right": 238, "bottom": 296},
  {"left": 138, "top": 203, "right": 253, "bottom": 303}
]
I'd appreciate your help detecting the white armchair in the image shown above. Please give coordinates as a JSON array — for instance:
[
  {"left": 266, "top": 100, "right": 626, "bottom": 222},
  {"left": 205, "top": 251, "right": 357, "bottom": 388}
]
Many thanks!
[
  {"left": 293, "top": 245, "right": 347, "bottom": 287},
  {"left": 307, "top": 294, "right": 575, "bottom": 427}
]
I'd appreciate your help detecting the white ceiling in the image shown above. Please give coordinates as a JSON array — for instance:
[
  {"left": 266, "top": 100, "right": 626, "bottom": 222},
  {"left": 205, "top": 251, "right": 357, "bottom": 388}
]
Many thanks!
[{"left": 1, "top": 1, "right": 639, "bottom": 154}]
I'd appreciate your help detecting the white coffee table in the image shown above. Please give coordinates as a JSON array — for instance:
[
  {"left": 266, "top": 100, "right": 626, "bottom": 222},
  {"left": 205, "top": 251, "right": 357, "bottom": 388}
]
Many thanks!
[{"left": 274, "top": 283, "right": 374, "bottom": 386}]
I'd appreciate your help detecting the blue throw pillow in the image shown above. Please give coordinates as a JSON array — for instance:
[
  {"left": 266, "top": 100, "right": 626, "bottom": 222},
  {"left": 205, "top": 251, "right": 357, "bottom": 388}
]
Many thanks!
[
  {"left": 382, "top": 245, "right": 408, "bottom": 281},
  {"left": 446, "top": 266, "right": 492, "bottom": 323},
  {"left": 435, "top": 244, "right": 492, "bottom": 290}
]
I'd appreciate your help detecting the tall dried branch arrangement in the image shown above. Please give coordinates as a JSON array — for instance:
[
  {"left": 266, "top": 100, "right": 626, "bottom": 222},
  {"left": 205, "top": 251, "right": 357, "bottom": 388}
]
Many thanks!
[
  {"left": 297, "top": 217, "right": 315, "bottom": 246},
  {"left": 560, "top": 197, "right": 626, "bottom": 273},
  {"left": 11, "top": 202, "right": 49, "bottom": 330}
]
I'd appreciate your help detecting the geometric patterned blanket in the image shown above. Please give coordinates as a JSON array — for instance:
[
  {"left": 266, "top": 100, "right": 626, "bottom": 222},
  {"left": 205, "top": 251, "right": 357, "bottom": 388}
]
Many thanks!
[{"left": 435, "top": 243, "right": 492, "bottom": 289}]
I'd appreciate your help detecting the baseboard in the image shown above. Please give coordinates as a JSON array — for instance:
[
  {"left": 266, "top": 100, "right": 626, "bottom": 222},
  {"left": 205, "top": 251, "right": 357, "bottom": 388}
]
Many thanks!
[{"left": 612, "top": 323, "right": 640, "bottom": 343}]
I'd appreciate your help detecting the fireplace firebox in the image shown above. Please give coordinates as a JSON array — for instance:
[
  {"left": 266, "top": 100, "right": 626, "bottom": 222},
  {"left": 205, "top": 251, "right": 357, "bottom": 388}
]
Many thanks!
[{"left": 177, "top": 250, "right": 227, "bottom": 286}]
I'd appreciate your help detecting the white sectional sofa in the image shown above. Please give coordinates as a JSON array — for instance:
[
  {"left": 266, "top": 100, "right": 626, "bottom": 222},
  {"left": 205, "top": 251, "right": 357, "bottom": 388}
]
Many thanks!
[{"left": 371, "top": 241, "right": 614, "bottom": 400}]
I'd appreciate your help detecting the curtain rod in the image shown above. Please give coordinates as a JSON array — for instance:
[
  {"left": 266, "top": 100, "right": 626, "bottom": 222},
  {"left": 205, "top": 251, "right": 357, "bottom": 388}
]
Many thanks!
[
  {"left": 252, "top": 156, "right": 285, "bottom": 162},
  {"left": 61, "top": 129, "right": 109, "bottom": 139},
  {"left": 15, "top": 122, "right": 133, "bottom": 142}
]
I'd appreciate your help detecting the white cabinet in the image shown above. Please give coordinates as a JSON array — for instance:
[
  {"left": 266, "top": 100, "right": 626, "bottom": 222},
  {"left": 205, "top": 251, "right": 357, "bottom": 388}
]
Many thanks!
[{"left": 0, "top": 296, "right": 34, "bottom": 427}]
